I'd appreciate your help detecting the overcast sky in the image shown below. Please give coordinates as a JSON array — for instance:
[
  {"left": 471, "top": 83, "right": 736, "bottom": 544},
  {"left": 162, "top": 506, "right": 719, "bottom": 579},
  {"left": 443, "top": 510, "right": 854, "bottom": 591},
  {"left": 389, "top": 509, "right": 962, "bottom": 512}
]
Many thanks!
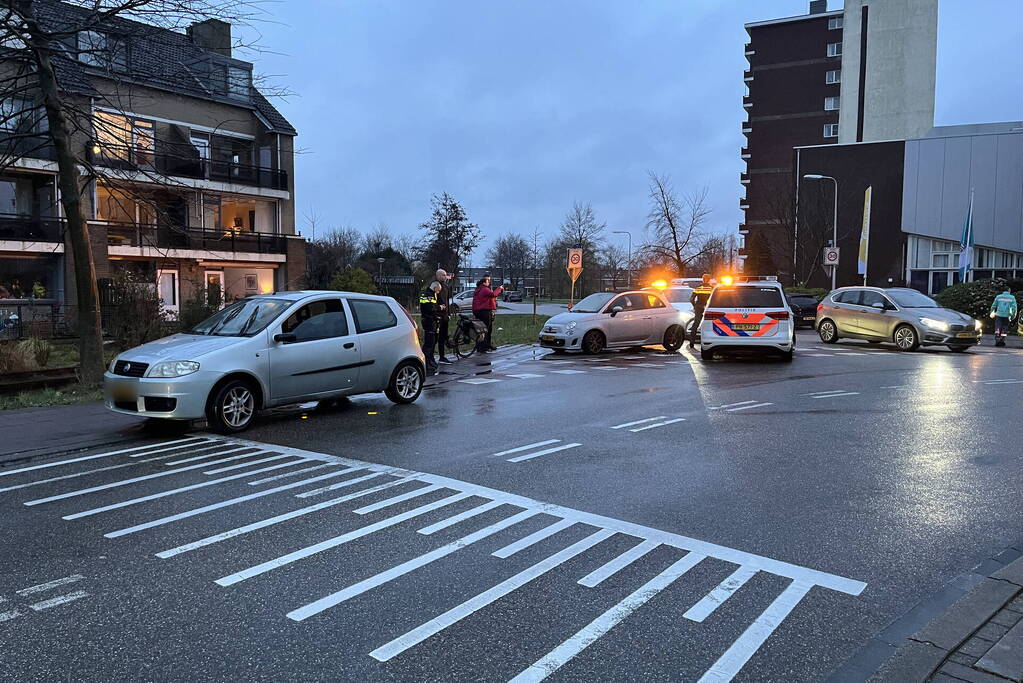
[{"left": 240, "top": 0, "right": 1021, "bottom": 263}]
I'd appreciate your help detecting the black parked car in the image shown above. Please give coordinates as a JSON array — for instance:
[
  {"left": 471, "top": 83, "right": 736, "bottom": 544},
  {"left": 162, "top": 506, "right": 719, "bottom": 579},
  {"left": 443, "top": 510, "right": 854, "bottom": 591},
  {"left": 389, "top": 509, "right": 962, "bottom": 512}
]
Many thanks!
[
  {"left": 503, "top": 290, "right": 524, "bottom": 302},
  {"left": 786, "top": 293, "right": 820, "bottom": 328}
]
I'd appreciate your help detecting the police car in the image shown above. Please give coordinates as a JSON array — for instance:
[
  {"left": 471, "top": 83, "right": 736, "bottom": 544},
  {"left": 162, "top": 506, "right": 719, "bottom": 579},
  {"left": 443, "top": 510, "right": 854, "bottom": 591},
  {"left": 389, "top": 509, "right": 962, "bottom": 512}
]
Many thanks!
[{"left": 698, "top": 279, "right": 794, "bottom": 361}]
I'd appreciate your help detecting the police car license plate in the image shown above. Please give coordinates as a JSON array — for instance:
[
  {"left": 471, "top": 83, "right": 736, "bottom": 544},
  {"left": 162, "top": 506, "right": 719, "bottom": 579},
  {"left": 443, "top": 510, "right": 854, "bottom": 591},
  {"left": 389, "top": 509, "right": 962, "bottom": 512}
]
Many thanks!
[
  {"left": 733, "top": 323, "right": 760, "bottom": 331},
  {"left": 540, "top": 335, "right": 556, "bottom": 342},
  {"left": 956, "top": 332, "right": 975, "bottom": 338}
]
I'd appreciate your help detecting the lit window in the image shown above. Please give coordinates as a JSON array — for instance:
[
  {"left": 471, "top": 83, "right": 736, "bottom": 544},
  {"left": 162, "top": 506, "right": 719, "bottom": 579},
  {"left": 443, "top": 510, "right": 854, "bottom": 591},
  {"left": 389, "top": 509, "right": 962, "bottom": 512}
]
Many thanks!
[
  {"left": 94, "top": 112, "right": 131, "bottom": 160},
  {"left": 827, "top": 42, "right": 842, "bottom": 57},
  {"left": 828, "top": 17, "right": 844, "bottom": 30},
  {"left": 826, "top": 69, "right": 841, "bottom": 84},
  {"left": 823, "top": 124, "right": 839, "bottom": 138},
  {"left": 824, "top": 96, "right": 840, "bottom": 111}
]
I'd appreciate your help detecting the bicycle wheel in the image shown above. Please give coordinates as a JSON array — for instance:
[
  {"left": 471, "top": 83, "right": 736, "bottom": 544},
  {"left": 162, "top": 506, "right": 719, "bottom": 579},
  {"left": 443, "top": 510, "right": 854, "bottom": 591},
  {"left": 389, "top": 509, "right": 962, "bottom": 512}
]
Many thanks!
[{"left": 452, "top": 323, "right": 479, "bottom": 358}]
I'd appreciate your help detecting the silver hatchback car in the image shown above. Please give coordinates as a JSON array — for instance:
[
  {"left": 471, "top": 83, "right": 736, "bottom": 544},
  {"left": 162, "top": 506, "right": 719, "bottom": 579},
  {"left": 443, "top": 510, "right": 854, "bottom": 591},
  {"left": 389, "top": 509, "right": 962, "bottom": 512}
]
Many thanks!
[
  {"left": 816, "top": 286, "right": 981, "bottom": 351},
  {"left": 104, "top": 291, "right": 426, "bottom": 433}
]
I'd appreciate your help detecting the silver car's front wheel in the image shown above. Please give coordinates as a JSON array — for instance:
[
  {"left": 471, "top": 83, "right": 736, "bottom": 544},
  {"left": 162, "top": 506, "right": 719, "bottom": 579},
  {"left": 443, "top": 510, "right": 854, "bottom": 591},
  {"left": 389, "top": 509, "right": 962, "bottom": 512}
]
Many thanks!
[
  {"left": 207, "top": 379, "right": 257, "bottom": 434},
  {"left": 386, "top": 361, "right": 424, "bottom": 404},
  {"left": 818, "top": 319, "right": 838, "bottom": 343},
  {"left": 894, "top": 325, "right": 920, "bottom": 351}
]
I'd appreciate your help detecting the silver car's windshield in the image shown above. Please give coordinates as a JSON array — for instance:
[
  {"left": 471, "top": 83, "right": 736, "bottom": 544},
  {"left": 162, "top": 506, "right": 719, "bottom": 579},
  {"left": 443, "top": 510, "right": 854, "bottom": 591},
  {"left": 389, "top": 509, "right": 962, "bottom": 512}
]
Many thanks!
[
  {"left": 571, "top": 293, "right": 615, "bottom": 313},
  {"left": 888, "top": 290, "right": 939, "bottom": 308},
  {"left": 188, "top": 297, "right": 295, "bottom": 336}
]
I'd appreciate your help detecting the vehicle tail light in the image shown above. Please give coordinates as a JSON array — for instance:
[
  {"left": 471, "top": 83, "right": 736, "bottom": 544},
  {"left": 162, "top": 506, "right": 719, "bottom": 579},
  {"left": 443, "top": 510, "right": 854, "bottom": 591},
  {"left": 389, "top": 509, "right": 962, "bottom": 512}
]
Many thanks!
[
  {"left": 816, "top": 303, "right": 824, "bottom": 312},
  {"left": 399, "top": 305, "right": 418, "bottom": 330},
  {"left": 767, "top": 311, "right": 790, "bottom": 320},
  {"left": 703, "top": 311, "right": 725, "bottom": 320}
]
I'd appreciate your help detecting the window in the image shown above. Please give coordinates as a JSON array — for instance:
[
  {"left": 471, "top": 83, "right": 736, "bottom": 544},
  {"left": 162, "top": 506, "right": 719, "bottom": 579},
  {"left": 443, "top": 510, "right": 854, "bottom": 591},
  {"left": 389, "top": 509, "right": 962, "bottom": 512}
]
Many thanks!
[
  {"left": 226, "top": 65, "right": 251, "bottom": 99},
  {"left": 824, "top": 96, "right": 840, "bottom": 111},
  {"left": 94, "top": 112, "right": 153, "bottom": 164},
  {"left": 826, "top": 69, "right": 841, "bottom": 84},
  {"left": 859, "top": 291, "right": 890, "bottom": 309},
  {"left": 708, "top": 287, "right": 783, "bottom": 308},
  {"left": 827, "top": 42, "right": 842, "bottom": 57},
  {"left": 350, "top": 299, "right": 397, "bottom": 333},
  {"left": 0, "top": 98, "right": 37, "bottom": 132},
  {"left": 77, "top": 31, "right": 127, "bottom": 71},
  {"left": 828, "top": 16, "right": 844, "bottom": 30},
  {"left": 833, "top": 290, "right": 861, "bottom": 304},
  {"left": 642, "top": 294, "right": 666, "bottom": 309},
  {"left": 823, "top": 123, "right": 839, "bottom": 138},
  {"left": 281, "top": 299, "right": 347, "bottom": 342}
]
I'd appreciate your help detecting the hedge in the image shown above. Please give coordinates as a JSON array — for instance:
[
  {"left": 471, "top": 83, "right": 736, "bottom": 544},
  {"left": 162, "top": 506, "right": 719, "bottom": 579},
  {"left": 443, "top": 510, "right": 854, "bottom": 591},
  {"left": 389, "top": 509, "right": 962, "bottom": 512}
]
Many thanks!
[{"left": 934, "top": 278, "right": 1022, "bottom": 332}]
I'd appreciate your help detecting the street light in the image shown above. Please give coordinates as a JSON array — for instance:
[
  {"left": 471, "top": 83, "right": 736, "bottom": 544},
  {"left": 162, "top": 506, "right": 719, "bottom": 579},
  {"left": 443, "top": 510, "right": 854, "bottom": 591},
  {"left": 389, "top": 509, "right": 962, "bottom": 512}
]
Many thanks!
[
  {"left": 803, "top": 174, "right": 838, "bottom": 289},
  {"left": 376, "top": 257, "right": 385, "bottom": 285},
  {"left": 611, "top": 230, "right": 632, "bottom": 289}
]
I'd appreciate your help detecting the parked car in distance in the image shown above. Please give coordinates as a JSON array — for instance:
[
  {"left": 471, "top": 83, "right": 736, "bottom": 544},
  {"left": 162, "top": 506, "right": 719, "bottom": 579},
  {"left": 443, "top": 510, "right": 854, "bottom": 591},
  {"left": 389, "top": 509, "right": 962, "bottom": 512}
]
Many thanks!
[
  {"left": 699, "top": 281, "right": 795, "bottom": 361},
  {"left": 816, "top": 286, "right": 981, "bottom": 352},
  {"left": 539, "top": 290, "right": 687, "bottom": 354},
  {"left": 451, "top": 290, "right": 475, "bottom": 308},
  {"left": 503, "top": 290, "right": 524, "bottom": 302},
  {"left": 104, "top": 291, "right": 426, "bottom": 433},
  {"left": 785, "top": 293, "right": 820, "bottom": 329},
  {"left": 644, "top": 285, "right": 695, "bottom": 329}
]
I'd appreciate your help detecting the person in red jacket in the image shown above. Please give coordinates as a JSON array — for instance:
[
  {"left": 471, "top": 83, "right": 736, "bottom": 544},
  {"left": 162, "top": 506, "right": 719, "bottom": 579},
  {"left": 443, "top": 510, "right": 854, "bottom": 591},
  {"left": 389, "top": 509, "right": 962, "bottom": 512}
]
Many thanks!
[{"left": 471, "top": 274, "right": 503, "bottom": 352}]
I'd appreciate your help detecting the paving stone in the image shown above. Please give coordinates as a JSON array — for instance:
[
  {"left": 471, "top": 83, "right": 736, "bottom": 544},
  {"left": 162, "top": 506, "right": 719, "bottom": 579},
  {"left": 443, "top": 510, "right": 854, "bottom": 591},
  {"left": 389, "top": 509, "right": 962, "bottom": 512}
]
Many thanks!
[
  {"left": 932, "top": 674, "right": 968, "bottom": 683},
  {"left": 914, "top": 579, "right": 1020, "bottom": 650},
  {"left": 1009, "top": 595, "right": 1023, "bottom": 611},
  {"left": 976, "top": 619, "right": 1023, "bottom": 682},
  {"left": 991, "top": 609, "right": 1023, "bottom": 629},
  {"left": 959, "top": 636, "right": 996, "bottom": 658},
  {"left": 940, "top": 661, "right": 1014, "bottom": 683},
  {"left": 976, "top": 621, "right": 1011, "bottom": 642},
  {"left": 949, "top": 651, "right": 979, "bottom": 667},
  {"left": 992, "top": 558, "right": 1023, "bottom": 586},
  {"left": 867, "top": 640, "right": 947, "bottom": 682}
]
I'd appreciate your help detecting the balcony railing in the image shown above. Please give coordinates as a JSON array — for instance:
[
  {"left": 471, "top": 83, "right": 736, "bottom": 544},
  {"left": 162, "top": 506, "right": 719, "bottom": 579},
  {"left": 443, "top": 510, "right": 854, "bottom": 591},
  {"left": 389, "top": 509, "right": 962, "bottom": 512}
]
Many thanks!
[
  {"left": 743, "top": 95, "right": 752, "bottom": 108},
  {"left": 0, "top": 215, "right": 63, "bottom": 242},
  {"left": 101, "top": 221, "right": 287, "bottom": 254},
  {"left": 88, "top": 144, "right": 289, "bottom": 192},
  {"left": 0, "top": 134, "right": 57, "bottom": 162}
]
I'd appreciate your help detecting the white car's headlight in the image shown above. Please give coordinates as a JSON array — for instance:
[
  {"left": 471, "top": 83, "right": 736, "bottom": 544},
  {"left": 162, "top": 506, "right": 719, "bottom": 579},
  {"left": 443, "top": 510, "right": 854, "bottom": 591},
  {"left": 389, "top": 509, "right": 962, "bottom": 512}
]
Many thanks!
[
  {"left": 565, "top": 321, "right": 577, "bottom": 332},
  {"left": 147, "top": 361, "right": 200, "bottom": 378},
  {"left": 975, "top": 319, "right": 983, "bottom": 331},
  {"left": 919, "top": 317, "right": 949, "bottom": 331},
  {"left": 109, "top": 357, "right": 118, "bottom": 373}
]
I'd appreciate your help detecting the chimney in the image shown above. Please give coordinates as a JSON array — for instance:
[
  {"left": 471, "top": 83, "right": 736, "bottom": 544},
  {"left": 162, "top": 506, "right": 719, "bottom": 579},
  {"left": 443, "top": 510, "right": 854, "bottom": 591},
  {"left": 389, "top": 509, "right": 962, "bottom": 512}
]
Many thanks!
[
  {"left": 809, "top": 0, "right": 828, "bottom": 14},
  {"left": 187, "top": 19, "right": 232, "bottom": 57}
]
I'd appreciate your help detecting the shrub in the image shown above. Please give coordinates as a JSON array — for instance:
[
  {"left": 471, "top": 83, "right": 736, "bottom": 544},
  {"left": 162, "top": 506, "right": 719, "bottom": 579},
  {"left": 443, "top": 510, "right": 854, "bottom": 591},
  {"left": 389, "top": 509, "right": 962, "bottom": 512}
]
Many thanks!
[
  {"left": 935, "top": 279, "right": 1023, "bottom": 332},
  {"left": 180, "top": 282, "right": 223, "bottom": 331},
  {"left": 0, "top": 342, "right": 29, "bottom": 373},
  {"left": 104, "top": 270, "right": 167, "bottom": 349},
  {"left": 17, "top": 338, "right": 52, "bottom": 368},
  {"left": 329, "top": 267, "right": 378, "bottom": 295}
]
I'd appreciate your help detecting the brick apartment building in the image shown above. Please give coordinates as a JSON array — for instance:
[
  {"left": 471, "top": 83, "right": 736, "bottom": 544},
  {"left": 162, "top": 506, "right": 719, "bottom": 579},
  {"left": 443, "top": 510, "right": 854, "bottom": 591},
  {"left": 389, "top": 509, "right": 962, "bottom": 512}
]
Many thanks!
[{"left": 0, "top": 1, "right": 301, "bottom": 331}]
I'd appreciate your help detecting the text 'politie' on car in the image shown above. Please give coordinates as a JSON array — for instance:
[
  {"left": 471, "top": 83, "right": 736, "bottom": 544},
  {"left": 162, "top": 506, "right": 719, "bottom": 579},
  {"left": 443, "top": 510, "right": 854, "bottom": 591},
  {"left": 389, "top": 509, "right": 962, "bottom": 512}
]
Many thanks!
[
  {"left": 538, "top": 290, "right": 687, "bottom": 354},
  {"left": 104, "top": 291, "right": 426, "bottom": 433}
]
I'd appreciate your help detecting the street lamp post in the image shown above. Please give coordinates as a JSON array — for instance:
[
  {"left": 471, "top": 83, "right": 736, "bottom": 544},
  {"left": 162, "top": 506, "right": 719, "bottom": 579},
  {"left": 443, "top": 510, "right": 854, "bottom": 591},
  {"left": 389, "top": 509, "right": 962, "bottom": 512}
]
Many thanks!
[
  {"left": 611, "top": 230, "right": 632, "bottom": 289},
  {"left": 803, "top": 174, "right": 838, "bottom": 289}
]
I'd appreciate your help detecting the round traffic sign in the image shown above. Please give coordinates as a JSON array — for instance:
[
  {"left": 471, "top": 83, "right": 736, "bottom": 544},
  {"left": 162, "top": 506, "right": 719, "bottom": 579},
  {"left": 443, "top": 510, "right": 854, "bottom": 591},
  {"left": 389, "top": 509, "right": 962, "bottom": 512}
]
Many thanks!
[{"left": 570, "top": 253, "right": 581, "bottom": 265}]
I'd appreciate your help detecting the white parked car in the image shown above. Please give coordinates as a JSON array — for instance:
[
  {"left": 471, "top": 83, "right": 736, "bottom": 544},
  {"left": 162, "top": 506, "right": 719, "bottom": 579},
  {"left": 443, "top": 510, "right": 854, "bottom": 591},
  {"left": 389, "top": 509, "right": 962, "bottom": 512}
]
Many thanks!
[
  {"left": 104, "top": 291, "right": 426, "bottom": 433},
  {"left": 451, "top": 290, "right": 476, "bottom": 307},
  {"left": 646, "top": 286, "right": 695, "bottom": 321},
  {"left": 538, "top": 291, "right": 687, "bottom": 354},
  {"left": 698, "top": 281, "right": 795, "bottom": 361}
]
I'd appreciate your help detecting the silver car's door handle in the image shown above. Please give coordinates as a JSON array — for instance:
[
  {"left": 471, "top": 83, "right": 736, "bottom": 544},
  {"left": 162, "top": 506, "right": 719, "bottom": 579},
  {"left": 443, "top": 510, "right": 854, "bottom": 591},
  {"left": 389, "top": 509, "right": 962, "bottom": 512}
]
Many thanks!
[{"left": 343, "top": 342, "right": 355, "bottom": 349}]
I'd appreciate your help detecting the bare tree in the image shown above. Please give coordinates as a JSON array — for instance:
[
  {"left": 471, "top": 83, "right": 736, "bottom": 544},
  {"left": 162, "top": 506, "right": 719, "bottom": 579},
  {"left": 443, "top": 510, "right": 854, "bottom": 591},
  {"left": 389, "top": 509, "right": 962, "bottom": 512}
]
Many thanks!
[
  {"left": 486, "top": 233, "right": 530, "bottom": 290},
  {"left": 558, "top": 201, "right": 605, "bottom": 295},
  {"left": 305, "top": 226, "right": 361, "bottom": 289},
  {"left": 642, "top": 173, "right": 712, "bottom": 277},
  {"left": 600, "top": 243, "right": 628, "bottom": 289}
]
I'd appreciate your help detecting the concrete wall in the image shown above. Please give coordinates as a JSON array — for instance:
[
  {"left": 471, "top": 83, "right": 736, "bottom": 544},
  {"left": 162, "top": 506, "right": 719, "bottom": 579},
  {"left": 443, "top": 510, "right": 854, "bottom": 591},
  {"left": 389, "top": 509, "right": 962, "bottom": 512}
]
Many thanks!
[
  {"left": 839, "top": 0, "right": 937, "bottom": 144},
  {"left": 902, "top": 131, "right": 1023, "bottom": 252}
]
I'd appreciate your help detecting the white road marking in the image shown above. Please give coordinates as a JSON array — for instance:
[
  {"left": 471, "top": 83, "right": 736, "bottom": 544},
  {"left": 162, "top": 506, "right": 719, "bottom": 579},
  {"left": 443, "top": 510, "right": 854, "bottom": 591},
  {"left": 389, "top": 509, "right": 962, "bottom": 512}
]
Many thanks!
[
  {"left": 507, "top": 442, "right": 583, "bottom": 463},
  {"left": 510, "top": 551, "right": 705, "bottom": 682},
  {"left": 62, "top": 460, "right": 308, "bottom": 520},
  {"left": 718, "top": 400, "right": 756, "bottom": 409},
  {"left": 698, "top": 580, "right": 813, "bottom": 682},
  {"left": 28, "top": 590, "right": 88, "bottom": 612},
  {"left": 621, "top": 356, "right": 645, "bottom": 359},
  {"left": 0, "top": 437, "right": 209, "bottom": 478},
  {"left": 492, "top": 440, "right": 561, "bottom": 457},
  {"left": 216, "top": 493, "right": 474, "bottom": 587},
  {"left": 104, "top": 467, "right": 366, "bottom": 538},
  {"left": 806, "top": 353, "right": 833, "bottom": 357},
  {"left": 978, "top": 379, "right": 1023, "bottom": 385},
  {"left": 369, "top": 528, "right": 617, "bottom": 662},
  {"left": 582, "top": 358, "right": 612, "bottom": 362},
  {"left": 630, "top": 418, "right": 686, "bottom": 432},
  {"left": 417, "top": 500, "right": 503, "bottom": 535},
  {"left": 543, "top": 360, "right": 576, "bottom": 365},
  {"left": 505, "top": 373, "right": 545, "bottom": 379},
  {"left": 611, "top": 416, "right": 666, "bottom": 430},
  {"left": 632, "top": 363, "right": 666, "bottom": 368},
  {"left": 351, "top": 484, "right": 443, "bottom": 515},
  {"left": 833, "top": 352, "right": 867, "bottom": 355},
  {"left": 202, "top": 454, "right": 300, "bottom": 474},
  {"left": 296, "top": 474, "right": 416, "bottom": 499},
  {"left": 492, "top": 519, "right": 574, "bottom": 558},
  {"left": 248, "top": 463, "right": 335, "bottom": 485},
  {"left": 164, "top": 445, "right": 256, "bottom": 465},
  {"left": 590, "top": 366, "right": 624, "bottom": 371},
  {"left": 725, "top": 403, "right": 773, "bottom": 413},
  {"left": 458, "top": 378, "right": 502, "bottom": 385},
  {"left": 578, "top": 539, "right": 660, "bottom": 588},
  {"left": 550, "top": 369, "right": 587, "bottom": 375},
  {"left": 16, "top": 574, "right": 84, "bottom": 596},
  {"left": 810, "top": 392, "right": 859, "bottom": 399},
  {"left": 684, "top": 566, "right": 759, "bottom": 622},
  {"left": 128, "top": 438, "right": 214, "bottom": 457},
  {"left": 0, "top": 449, "right": 209, "bottom": 494},
  {"left": 287, "top": 509, "right": 539, "bottom": 622},
  {"left": 804, "top": 390, "right": 849, "bottom": 397},
  {"left": 0, "top": 609, "right": 21, "bottom": 622}
]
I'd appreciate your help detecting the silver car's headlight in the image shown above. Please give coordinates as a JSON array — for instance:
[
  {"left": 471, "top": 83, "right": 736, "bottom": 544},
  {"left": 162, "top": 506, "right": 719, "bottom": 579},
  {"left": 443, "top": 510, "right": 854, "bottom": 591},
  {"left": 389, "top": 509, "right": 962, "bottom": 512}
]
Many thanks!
[
  {"left": 919, "top": 317, "right": 949, "bottom": 331},
  {"left": 147, "top": 361, "right": 200, "bottom": 378},
  {"left": 109, "top": 357, "right": 118, "bottom": 373},
  {"left": 975, "top": 319, "right": 983, "bottom": 331},
  {"left": 565, "top": 321, "right": 578, "bottom": 332}
]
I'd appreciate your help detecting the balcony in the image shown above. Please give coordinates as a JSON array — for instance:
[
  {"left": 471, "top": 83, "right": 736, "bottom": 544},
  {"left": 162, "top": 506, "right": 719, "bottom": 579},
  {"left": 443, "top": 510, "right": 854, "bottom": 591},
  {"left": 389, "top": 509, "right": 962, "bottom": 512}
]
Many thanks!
[
  {"left": 743, "top": 69, "right": 753, "bottom": 82},
  {"left": 740, "top": 172, "right": 749, "bottom": 184},
  {"left": 743, "top": 95, "right": 752, "bottom": 109},
  {"left": 102, "top": 221, "right": 287, "bottom": 254},
  {"left": 0, "top": 134, "right": 58, "bottom": 163},
  {"left": 742, "top": 123, "right": 752, "bottom": 134},
  {"left": 739, "top": 197, "right": 749, "bottom": 210},
  {"left": 740, "top": 146, "right": 750, "bottom": 158},
  {"left": 738, "top": 224, "right": 749, "bottom": 235},
  {"left": 0, "top": 215, "right": 64, "bottom": 242},
  {"left": 88, "top": 144, "right": 289, "bottom": 192}
]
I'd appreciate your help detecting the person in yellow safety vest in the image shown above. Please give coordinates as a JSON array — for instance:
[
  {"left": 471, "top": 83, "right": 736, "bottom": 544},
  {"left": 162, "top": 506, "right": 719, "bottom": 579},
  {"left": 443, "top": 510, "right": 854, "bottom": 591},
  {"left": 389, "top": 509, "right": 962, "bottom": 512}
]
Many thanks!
[
  {"left": 688, "top": 274, "right": 714, "bottom": 349},
  {"left": 419, "top": 281, "right": 442, "bottom": 374}
]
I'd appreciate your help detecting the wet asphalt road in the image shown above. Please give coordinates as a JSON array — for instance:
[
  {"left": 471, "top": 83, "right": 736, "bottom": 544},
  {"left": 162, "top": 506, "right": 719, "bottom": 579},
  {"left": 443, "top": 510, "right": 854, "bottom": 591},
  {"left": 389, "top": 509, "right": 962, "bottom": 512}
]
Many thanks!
[{"left": 2, "top": 331, "right": 1022, "bottom": 682}]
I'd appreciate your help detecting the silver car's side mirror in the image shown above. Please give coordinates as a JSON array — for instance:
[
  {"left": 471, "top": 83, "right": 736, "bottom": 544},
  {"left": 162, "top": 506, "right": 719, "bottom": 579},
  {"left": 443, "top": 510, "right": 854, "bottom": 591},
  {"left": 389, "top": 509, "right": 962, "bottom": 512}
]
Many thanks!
[
  {"left": 609, "top": 305, "right": 624, "bottom": 317},
  {"left": 274, "top": 332, "right": 297, "bottom": 343},
  {"left": 871, "top": 302, "right": 885, "bottom": 311}
]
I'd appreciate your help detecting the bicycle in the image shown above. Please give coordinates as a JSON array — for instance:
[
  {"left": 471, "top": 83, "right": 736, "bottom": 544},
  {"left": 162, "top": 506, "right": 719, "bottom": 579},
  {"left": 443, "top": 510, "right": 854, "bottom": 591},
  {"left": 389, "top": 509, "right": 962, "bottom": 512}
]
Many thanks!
[{"left": 447, "top": 312, "right": 482, "bottom": 358}]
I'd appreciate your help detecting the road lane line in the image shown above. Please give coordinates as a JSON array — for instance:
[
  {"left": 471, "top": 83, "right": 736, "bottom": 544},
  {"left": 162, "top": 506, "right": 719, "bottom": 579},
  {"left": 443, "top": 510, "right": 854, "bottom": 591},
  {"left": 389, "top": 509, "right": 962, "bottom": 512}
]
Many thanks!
[
  {"left": 810, "top": 392, "right": 859, "bottom": 399},
  {"left": 103, "top": 467, "right": 365, "bottom": 538},
  {"left": 629, "top": 418, "right": 686, "bottom": 432},
  {"left": 611, "top": 417, "right": 666, "bottom": 430},
  {"left": 511, "top": 551, "right": 706, "bottom": 682},
  {"left": 632, "top": 363, "right": 666, "bottom": 368},
  {"left": 417, "top": 500, "right": 503, "bottom": 535},
  {"left": 287, "top": 509, "right": 540, "bottom": 622},
  {"left": 157, "top": 477, "right": 419, "bottom": 559},
  {"left": 163, "top": 445, "right": 256, "bottom": 465},
  {"left": 578, "top": 539, "right": 660, "bottom": 587},
  {"left": 683, "top": 566, "right": 759, "bottom": 622},
  {"left": 351, "top": 484, "right": 443, "bottom": 514},
  {"left": 492, "top": 519, "right": 574, "bottom": 558},
  {"left": 507, "top": 443, "right": 582, "bottom": 463},
  {"left": 248, "top": 463, "right": 335, "bottom": 485},
  {"left": 17, "top": 574, "right": 84, "bottom": 595},
  {"left": 0, "top": 609, "right": 23, "bottom": 622},
  {"left": 216, "top": 493, "right": 474, "bottom": 587},
  {"left": 804, "top": 390, "right": 848, "bottom": 396},
  {"left": 458, "top": 378, "right": 502, "bottom": 385},
  {"left": 23, "top": 451, "right": 273, "bottom": 506},
  {"left": 719, "top": 400, "right": 757, "bottom": 408},
  {"left": 591, "top": 366, "right": 623, "bottom": 371},
  {"left": 698, "top": 580, "right": 813, "bottom": 682},
  {"left": 0, "top": 438, "right": 209, "bottom": 478},
  {"left": 369, "top": 528, "right": 616, "bottom": 661},
  {"left": 725, "top": 403, "right": 773, "bottom": 412},
  {"left": 28, "top": 590, "right": 88, "bottom": 611},
  {"left": 297, "top": 474, "right": 416, "bottom": 499},
  {"left": 505, "top": 373, "right": 545, "bottom": 379},
  {"left": 550, "top": 369, "right": 587, "bottom": 374},
  {"left": 0, "top": 450, "right": 213, "bottom": 494},
  {"left": 492, "top": 440, "right": 561, "bottom": 456},
  {"left": 62, "top": 460, "right": 307, "bottom": 520},
  {"left": 202, "top": 454, "right": 300, "bottom": 474}
]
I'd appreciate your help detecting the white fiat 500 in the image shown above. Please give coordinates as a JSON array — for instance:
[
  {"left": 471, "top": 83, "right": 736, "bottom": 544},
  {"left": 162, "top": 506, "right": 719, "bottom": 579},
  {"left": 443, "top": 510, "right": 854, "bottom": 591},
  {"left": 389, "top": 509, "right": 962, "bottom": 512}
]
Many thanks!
[
  {"left": 699, "top": 281, "right": 795, "bottom": 361},
  {"left": 104, "top": 291, "right": 426, "bottom": 433},
  {"left": 538, "top": 291, "right": 687, "bottom": 354}
]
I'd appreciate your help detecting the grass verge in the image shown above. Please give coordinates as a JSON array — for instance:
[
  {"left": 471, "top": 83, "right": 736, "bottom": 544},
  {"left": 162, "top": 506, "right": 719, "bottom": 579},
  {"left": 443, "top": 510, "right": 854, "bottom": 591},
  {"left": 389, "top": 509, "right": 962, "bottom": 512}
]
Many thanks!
[
  {"left": 0, "top": 384, "right": 103, "bottom": 411},
  {"left": 493, "top": 314, "right": 550, "bottom": 346}
]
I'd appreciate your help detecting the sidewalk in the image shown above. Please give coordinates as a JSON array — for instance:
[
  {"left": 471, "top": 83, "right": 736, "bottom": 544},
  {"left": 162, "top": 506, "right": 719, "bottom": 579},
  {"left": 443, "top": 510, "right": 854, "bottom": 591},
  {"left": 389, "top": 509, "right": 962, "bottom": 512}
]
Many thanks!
[{"left": 0, "top": 401, "right": 144, "bottom": 466}]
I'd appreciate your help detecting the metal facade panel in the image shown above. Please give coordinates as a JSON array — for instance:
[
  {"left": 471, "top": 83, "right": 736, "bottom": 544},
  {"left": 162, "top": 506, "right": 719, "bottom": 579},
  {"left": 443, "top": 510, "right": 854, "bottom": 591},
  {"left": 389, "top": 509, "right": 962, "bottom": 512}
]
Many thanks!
[
  {"left": 969, "top": 134, "right": 998, "bottom": 248},
  {"left": 994, "top": 133, "right": 1023, "bottom": 252},
  {"left": 901, "top": 140, "right": 920, "bottom": 234},
  {"left": 938, "top": 137, "right": 973, "bottom": 243}
]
